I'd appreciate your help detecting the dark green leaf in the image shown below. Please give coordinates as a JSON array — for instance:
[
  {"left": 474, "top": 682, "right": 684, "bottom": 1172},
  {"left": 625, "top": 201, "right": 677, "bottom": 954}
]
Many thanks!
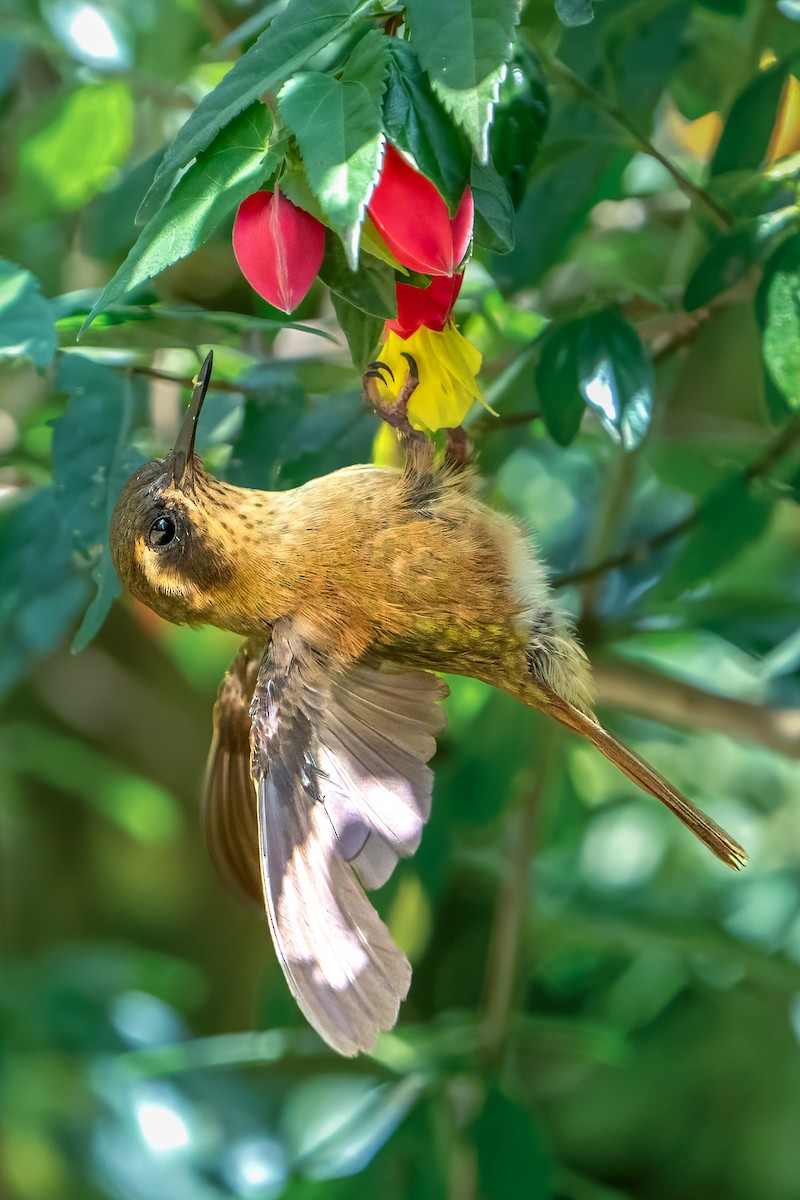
[
  {"left": 756, "top": 232, "right": 800, "bottom": 408},
  {"left": 0, "top": 488, "right": 89, "bottom": 695},
  {"left": 535, "top": 323, "right": 586, "bottom": 447},
  {"left": 51, "top": 355, "right": 146, "bottom": 650},
  {"left": 382, "top": 40, "right": 472, "bottom": 211},
  {"left": 330, "top": 292, "right": 384, "bottom": 372},
  {"left": 474, "top": 1089, "right": 552, "bottom": 1199},
  {"left": 489, "top": 50, "right": 549, "bottom": 208},
  {"left": 405, "top": 0, "right": 519, "bottom": 160},
  {"left": 471, "top": 159, "right": 515, "bottom": 253},
  {"left": 137, "top": 0, "right": 376, "bottom": 225},
  {"left": 685, "top": 208, "right": 799, "bottom": 311},
  {"left": 555, "top": 0, "right": 596, "bottom": 25},
  {"left": 0, "top": 259, "right": 56, "bottom": 368},
  {"left": 277, "top": 39, "right": 387, "bottom": 265},
  {"left": 663, "top": 476, "right": 772, "bottom": 592},
  {"left": 711, "top": 62, "right": 789, "bottom": 176},
  {"left": 536, "top": 310, "right": 653, "bottom": 449},
  {"left": 602, "top": 0, "right": 692, "bottom": 126},
  {"left": 82, "top": 104, "right": 275, "bottom": 331},
  {"left": 318, "top": 232, "right": 397, "bottom": 317}
]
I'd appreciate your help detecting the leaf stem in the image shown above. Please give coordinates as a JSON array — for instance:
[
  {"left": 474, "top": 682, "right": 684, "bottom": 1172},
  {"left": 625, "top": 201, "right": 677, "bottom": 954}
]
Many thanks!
[{"left": 542, "top": 54, "right": 734, "bottom": 233}]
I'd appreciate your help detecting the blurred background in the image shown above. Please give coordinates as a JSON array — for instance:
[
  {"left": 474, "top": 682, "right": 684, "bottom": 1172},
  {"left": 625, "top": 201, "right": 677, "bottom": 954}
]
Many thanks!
[{"left": 3, "top": 1, "right": 800, "bottom": 1197}]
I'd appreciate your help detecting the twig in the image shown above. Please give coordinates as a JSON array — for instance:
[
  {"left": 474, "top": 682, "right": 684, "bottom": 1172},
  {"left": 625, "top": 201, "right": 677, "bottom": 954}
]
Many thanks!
[
  {"left": 478, "top": 728, "right": 555, "bottom": 1068},
  {"left": 593, "top": 657, "right": 800, "bottom": 759},
  {"left": 543, "top": 55, "right": 733, "bottom": 233},
  {"left": 554, "top": 413, "right": 800, "bottom": 590}
]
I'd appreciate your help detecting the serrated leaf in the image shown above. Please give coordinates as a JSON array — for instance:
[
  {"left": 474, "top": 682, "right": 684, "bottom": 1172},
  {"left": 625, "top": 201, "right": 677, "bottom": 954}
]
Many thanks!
[
  {"left": 0, "top": 489, "right": 90, "bottom": 696},
  {"left": 0, "top": 259, "right": 56, "bottom": 367},
  {"left": 51, "top": 355, "right": 146, "bottom": 650},
  {"left": 318, "top": 231, "right": 397, "bottom": 317},
  {"left": 330, "top": 291, "right": 384, "bottom": 371},
  {"left": 685, "top": 208, "right": 799, "bottom": 312},
  {"left": 405, "top": 0, "right": 519, "bottom": 160},
  {"left": 137, "top": 0, "right": 376, "bottom": 226},
  {"left": 536, "top": 310, "right": 653, "bottom": 449},
  {"left": 382, "top": 40, "right": 472, "bottom": 210},
  {"left": 471, "top": 159, "right": 515, "bottom": 253},
  {"left": 663, "top": 476, "right": 772, "bottom": 593},
  {"left": 278, "top": 52, "right": 386, "bottom": 266},
  {"left": 82, "top": 104, "right": 275, "bottom": 331},
  {"left": 756, "top": 232, "right": 800, "bottom": 408}
]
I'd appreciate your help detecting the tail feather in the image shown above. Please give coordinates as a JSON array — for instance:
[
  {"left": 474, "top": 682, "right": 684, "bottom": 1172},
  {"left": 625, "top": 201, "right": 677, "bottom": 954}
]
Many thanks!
[{"left": 540, "top": 684, "right": 747, "bottom": 870}]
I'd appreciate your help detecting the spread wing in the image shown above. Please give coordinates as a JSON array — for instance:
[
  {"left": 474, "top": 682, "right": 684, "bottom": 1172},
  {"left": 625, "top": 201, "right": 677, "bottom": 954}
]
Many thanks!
[
  {"left": 205, "top": 623, "right": 448, "bottom": 1056},
  {"left": 203, "top": 639, "right": 263, "bottom": 907}
]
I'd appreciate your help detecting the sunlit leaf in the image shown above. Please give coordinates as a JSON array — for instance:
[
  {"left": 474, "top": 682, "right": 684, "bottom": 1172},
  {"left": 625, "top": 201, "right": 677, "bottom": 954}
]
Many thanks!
[
  {"left": 405, "top": 0, "right": 519, "bottom": 160},
  {"left": 756, "top": 232, "right": 800, "bottom": 407},
  {"left": 83, "top": 104, "right": 276, "bottom": 330}
]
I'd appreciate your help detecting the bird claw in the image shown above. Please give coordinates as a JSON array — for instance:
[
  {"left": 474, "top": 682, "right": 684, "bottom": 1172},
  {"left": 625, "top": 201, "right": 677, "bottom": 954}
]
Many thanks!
[{"left": 362, "top": 356, "right": 420, "bottom": 435}]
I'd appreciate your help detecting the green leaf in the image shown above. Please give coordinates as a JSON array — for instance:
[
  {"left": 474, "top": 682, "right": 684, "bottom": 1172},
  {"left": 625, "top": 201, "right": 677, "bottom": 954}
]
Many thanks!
[
  {"left": 756, "top": 232, "right": 800, "bottom": 407},
  {"left": 0, "top": 488, "right": 89, "bottom": 695},
  {"left": 318, "top": 232, "right": 397, "bottom": 317},
  {"left": 17, "top": 82, "right": 134, "bottom": 215},
  {"left": 471, "top": 159, "right": 515, "bottom": 253},
  {"left": 535, "top": 310, "right": 653, "bottom": 449},
  {"left": 382, "top": 40, "right": 472, "bottom": 211},
  {"left": 277, "top": 39, "right": 387, "bottom": 266},
  {"left": 685, "top": 208, "right": 799, "bottom": 312},
  {"left": 711, "top": 61, "right": 789, "bottom": 176},
  {"left": 602, "top": 0, "right": 692, "bottom": 126},
  {"left": 51, "top": 355, "right": 146, "bottom": 651},
  {"left": 555, "top": 0, "right": 596, "bottom": 25},
  {"left": 81, "top": 104, "right": 275, "bottom": 331},
  {"left": 474, "top": 1089, "right": 552, "bottom": 1199},
  {"left": 489, "top": 49, "right": 549, "bottom": 208},
  {"left": 330, "top": 291, "right": 384, "bottom": 371},
  {"left": 137, "top": 0, "right": 376, "bottom": 226},
  {"left": 405, "top": 0, "right": 519, "bottom": 160},
  {"left": 534, "top": 323, "right": 586, "bottom": 447},
  {"left": 0, "top": 259, "right": 56, "bottom": 367},
  {"left": 663, "top": 476, "right": 772, "bottom": 593}
]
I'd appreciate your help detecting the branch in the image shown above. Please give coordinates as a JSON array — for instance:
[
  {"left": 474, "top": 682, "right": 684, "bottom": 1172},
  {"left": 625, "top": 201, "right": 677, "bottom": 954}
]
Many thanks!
[
  {"left": 593, "top": 657, "right": 800, "bottom": 759},
  {"left": 553, "top": 413, "right": 800, "bottom": 590},
  {"left": 543, "top": 54, "right": 733, "bottom": 232}
]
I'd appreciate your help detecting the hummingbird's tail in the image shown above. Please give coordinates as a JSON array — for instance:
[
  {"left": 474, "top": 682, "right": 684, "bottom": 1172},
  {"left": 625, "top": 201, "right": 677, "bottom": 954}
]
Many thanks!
[{"left": 538, "top": 683, "right": 748, "bottom": 870}]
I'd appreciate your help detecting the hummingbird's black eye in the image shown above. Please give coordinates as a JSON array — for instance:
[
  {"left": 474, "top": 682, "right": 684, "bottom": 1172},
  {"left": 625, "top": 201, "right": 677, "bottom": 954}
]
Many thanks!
[{"left": 148, "top": 514, "right": 177, "bottom": 547}]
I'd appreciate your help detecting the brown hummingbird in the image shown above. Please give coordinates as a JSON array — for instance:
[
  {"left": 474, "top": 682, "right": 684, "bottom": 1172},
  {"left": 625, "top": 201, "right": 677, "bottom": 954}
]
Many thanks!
[{"left": 109, "top": 350, "right": 746, "bottom": 1056}]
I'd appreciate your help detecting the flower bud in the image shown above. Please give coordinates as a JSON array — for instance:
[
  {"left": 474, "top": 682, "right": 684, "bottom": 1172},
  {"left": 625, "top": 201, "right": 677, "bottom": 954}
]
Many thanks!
[
  {"left": 368, "top": 144, "right": 473, "bottom": 276},
  {"left": 233, "top": 188, "right": 325, "bottom": 313}
]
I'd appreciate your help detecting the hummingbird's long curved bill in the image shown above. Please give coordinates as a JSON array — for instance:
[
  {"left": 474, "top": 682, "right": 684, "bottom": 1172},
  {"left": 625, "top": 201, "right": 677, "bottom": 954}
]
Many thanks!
[{"left": 172, "top": 350, "right": 214, "bottom": 487}]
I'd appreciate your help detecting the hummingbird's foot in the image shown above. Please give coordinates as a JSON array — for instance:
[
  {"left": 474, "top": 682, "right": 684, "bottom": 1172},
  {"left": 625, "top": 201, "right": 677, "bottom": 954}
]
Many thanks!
[{"left": 363, "top": 353, "right": 419, "bottom": 435}]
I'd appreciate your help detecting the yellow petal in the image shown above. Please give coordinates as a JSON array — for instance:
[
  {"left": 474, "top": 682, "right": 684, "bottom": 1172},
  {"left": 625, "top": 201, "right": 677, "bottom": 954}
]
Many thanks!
[{"left": 374, "top": 325, "right": 485, "bottom": 433}]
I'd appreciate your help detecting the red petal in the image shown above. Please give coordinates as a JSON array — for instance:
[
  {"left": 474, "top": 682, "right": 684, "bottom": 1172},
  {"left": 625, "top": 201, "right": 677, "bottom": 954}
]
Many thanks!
[
  {"left": 451, "top": 187, "right": 473, "bottom": 269},
  {"left": 387, "top": 274, "right": 464, "bottom": 337},
  {"left": 368, "top": 144, "right": 456, "bottom": 276},
  {"left": 232, "top": 189, "right": 325, "bottom": 313}
]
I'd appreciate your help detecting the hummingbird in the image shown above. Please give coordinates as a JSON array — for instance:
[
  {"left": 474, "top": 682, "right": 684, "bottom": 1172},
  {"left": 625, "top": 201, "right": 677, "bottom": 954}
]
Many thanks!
[{"left": 109, "top": 350, "right": 746, "bottom": 1056}]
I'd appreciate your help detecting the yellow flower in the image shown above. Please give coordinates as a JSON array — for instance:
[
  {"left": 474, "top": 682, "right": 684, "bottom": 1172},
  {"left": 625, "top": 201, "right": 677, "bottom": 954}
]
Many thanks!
[{"left": 374, "top": 322, "right": 487, "bottom": 433}]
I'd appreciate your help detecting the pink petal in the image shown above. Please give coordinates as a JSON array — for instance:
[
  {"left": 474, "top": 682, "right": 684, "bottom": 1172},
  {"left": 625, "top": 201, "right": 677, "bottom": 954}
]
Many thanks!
[
  {"left": 232, "top": 188, "right": 325, "bottom": 313},
  {"left": 368, "top": 144, "right": 456, "bottom": 276}
]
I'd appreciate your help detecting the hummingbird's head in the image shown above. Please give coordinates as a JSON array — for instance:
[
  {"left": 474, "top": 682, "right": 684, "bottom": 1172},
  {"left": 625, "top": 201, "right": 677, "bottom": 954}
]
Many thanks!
[{"left": 110, "top": 352, "right": 237, "bottom": 627}]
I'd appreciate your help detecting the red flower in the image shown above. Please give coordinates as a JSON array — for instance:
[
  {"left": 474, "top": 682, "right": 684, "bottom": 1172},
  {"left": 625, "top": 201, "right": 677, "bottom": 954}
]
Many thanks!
[
  {"left": 387, "top": 274, "right": 464, "bottom": 338},
  {"left": 232, "top": 187, "right": 326, "bottom": 313},
  {"left": 368, "top": 144, "right": 473, "bottom": 276}
]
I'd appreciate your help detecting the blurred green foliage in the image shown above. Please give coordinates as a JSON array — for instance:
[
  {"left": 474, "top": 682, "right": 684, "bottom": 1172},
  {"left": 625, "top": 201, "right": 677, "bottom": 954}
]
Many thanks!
[{"left": 2, "top": 2, "right": 800, "bottom": 1199}]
